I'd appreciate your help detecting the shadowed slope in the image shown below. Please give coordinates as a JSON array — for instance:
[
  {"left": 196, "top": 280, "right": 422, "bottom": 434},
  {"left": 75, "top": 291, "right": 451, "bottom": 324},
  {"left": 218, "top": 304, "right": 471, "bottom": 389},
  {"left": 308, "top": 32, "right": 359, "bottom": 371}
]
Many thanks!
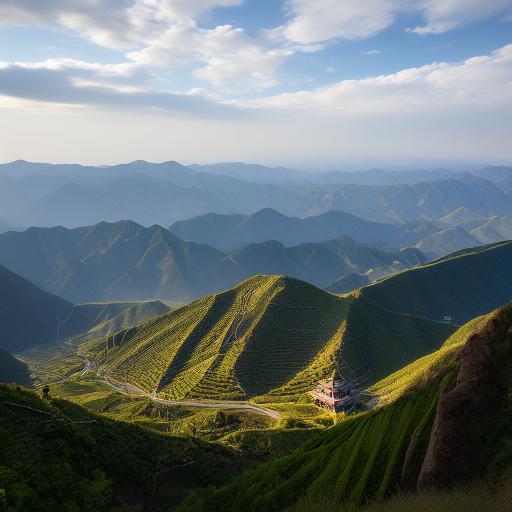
[
  {"left": 0, "top": 263, "right": 73, "bottom": 352},
  {"left": 361, "top": 241, "right": 512, "bottom": 324},
  {"left": 0, "top": 349, "right": 31, "bottom": 385}
]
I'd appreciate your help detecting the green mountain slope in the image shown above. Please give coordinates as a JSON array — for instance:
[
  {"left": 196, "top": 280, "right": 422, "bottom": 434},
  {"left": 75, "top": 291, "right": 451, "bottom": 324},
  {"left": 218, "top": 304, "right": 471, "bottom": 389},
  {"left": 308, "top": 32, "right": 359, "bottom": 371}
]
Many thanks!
[
  {"left": 0, "top": 383, "right": 241, "bottom": 511},
  {"left": 20, "top": 300, "right": 170, "bottom": 385},
  {"left": 0, "top": 221, "right": 223, "bottom": 303},
  {"left": 58, "top": 300, "right": 170, "bottom": 344},
  {"left": 361, "top": 240, "right": 512, "bottom": 324},
  {"left": 0, "top": 348, "right": 31, "bottom": 385},
  {"left": 0, "top": 263, "right": 73, "bottom": 353},
  {"left": 84, "top": 276, "right": 352, "bottom": 400},
  {"left": 326, "top": 272, "right": 369, "bottom": 294},
  {"left": 414, "top": 227, "right": 480, "bottom": 258},
  {"left": 192, "top": 304, "right": 512, "bottom": 512},
  {"left": 83, "top": 274, "right": 453, "bottom": 403}
]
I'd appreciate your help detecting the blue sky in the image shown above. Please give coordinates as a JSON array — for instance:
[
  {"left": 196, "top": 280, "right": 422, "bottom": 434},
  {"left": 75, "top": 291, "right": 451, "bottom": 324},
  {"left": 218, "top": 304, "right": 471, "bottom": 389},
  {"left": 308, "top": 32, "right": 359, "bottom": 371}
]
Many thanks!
[{"left": 0, "top": 1, "right": 511, "bottom": 168}]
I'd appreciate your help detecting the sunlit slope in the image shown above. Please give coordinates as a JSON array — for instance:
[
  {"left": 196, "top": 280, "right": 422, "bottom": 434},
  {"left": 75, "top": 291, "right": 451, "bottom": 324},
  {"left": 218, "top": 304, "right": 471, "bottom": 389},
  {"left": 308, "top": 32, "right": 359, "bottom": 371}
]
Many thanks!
[
  {"left": 361, "top": 240, "right": 512, "bottom": 324},
  {"left": 84, "top": 276, "right": 351, "bottom": 400},
  {"left": 84, "top": 274, "right": 454, "bottom": 402},
  {"left": 194, "top": 305, "right": 512, "bottom": 512}
]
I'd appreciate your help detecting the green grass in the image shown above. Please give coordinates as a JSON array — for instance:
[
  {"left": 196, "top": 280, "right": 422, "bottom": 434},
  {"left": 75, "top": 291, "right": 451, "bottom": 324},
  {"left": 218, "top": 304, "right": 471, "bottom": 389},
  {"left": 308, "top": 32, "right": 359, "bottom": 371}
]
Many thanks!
[{"left": 370, "top": 313, "right": 490, "bottom": 403}]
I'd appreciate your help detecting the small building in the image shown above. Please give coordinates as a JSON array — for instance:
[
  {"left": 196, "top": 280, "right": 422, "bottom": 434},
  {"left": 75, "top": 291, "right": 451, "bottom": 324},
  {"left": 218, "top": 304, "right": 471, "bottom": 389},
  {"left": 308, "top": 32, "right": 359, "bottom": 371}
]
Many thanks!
[{"left": 310, "top": 369, "right": 359, "bottom": 412}]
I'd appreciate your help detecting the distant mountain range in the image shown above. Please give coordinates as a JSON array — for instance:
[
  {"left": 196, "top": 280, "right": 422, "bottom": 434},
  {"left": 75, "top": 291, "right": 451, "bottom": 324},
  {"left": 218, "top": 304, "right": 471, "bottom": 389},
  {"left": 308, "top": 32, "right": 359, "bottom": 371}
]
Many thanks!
[
  {"left": 191, "top": 163, "right": 512, "bottom": 188},
  {"left": 0, "top": 220, "right": 426, "bottom": 303},
  {"left": 171, "top": 207, "right": 512, "bottom": 259},
  {"left": 170, "top": 208, "right": 404, "bottom": 251},
  {"left": 0, "top": 160, "right": 510, "bottom": 228},
  {"left": 295, "top": 175, "right": 511, "bottom": 223}
]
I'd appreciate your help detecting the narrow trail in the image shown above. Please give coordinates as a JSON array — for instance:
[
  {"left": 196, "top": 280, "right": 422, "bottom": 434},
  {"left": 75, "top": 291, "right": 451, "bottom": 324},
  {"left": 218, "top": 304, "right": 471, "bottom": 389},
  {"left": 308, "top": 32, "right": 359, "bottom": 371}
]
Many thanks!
[{"left": 78, "top": 353, "right": 280, "bottom": 420}]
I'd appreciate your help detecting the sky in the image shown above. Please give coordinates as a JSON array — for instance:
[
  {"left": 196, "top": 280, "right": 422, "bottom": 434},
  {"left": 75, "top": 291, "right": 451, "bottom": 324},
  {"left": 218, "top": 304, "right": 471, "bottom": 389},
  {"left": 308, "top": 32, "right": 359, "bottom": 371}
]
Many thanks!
[{"left": 0, "top": 0, "right": 511, "bottom": 169}]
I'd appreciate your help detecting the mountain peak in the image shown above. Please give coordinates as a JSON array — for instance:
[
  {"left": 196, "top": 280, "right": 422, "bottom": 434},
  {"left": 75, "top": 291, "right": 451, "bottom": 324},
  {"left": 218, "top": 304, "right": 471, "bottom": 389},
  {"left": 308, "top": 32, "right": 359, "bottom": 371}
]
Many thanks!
[{"left": 252, "top": 208, "right": 286, "bottom": 219}]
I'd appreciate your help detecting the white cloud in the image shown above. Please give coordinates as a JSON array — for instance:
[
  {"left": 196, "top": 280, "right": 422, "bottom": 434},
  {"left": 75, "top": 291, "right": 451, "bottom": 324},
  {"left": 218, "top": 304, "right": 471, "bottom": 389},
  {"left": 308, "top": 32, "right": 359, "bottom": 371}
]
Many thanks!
[
  {"left": 362, "top": 49, "right": 382, "bottom": 55},
  {"left": 1, "top": 0, "right": 512, "bottom": 96},
  {"left": 130, "top": 24, "right": 293, "bottom": 91},
  {"left": 283, "top": 0, "right": 512, "bottom": 43},
  {"left": 0, "top": 59, "right": 237, "bottom": 116},
  {"left": 409, "top": 0, "right": 512, "bottom": 34},
  {"left": 283, "top": 0, "right": 399, "bottom": 43},
  {"left": 236, "top": 44, "right": 512, "bottom": 114},
  {"left": 0, "top": 0, "right": 289, "bottom": 92},
  {"left": 0, "top": 0, "right": 243, "bottom": 48}
]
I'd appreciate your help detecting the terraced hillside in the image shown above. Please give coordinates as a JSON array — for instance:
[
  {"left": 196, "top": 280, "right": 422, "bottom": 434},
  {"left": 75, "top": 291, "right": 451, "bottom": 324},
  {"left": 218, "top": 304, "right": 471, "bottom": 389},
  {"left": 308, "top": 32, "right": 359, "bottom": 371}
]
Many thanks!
[
  {"left": 84, "top": 276, "right": 351, "bottom": 400},
  {"left": 84, "top": 275, "right": 453, "bottom": 403},
  {"left": 191, "top": 304, "right": 512, "bottom": 512}
]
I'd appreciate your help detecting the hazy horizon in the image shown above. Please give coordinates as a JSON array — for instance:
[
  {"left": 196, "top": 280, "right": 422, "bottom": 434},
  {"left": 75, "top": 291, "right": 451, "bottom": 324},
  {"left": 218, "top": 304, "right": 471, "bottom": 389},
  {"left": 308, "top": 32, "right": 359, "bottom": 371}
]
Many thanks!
[{"left": 1, "top": 157, "right": 511, "bottom": 173}]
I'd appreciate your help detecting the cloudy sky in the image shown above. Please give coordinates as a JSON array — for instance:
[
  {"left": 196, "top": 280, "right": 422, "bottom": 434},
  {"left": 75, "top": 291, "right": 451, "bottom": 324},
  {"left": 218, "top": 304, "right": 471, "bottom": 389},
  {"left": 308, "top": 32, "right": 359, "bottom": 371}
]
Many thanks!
[{"left": 0, "top": 0, "right": 511, "bottom": 168}]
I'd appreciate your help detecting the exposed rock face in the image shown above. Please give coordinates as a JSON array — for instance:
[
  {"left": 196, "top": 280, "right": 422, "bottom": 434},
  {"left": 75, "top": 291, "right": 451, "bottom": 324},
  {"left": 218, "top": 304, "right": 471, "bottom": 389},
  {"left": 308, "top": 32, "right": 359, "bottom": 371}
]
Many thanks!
[{"left": 417, "top": 308, "right": 512, "bottom": 489}]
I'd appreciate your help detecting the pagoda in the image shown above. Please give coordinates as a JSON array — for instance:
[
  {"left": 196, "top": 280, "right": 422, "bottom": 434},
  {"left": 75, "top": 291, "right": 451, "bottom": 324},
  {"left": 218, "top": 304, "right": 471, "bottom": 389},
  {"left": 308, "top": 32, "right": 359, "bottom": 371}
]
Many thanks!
[{"left": 310, "top": 368, "right": 358, "bottom": 412}]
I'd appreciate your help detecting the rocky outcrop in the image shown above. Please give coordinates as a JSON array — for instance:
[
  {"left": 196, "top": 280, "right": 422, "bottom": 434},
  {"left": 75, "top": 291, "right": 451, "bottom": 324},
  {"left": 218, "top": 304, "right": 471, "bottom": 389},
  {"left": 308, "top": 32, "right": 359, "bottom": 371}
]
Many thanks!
[{"left": 417, "top": 307, "right": 512, "bottom": 489}]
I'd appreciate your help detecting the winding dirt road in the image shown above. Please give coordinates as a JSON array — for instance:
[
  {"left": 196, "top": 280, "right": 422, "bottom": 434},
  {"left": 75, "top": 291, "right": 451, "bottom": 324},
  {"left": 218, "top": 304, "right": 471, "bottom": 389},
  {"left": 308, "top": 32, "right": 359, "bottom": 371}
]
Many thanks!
[{"left": 78, "top": 353, "right": 281, "bottom": 419}]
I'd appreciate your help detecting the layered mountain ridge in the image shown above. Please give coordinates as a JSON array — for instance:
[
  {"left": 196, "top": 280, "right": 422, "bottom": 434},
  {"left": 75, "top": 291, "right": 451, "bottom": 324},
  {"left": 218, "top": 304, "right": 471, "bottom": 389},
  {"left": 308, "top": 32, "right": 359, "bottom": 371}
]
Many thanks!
[{"left": 0, "top": 220, "right": 426, "bottom": 303}]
